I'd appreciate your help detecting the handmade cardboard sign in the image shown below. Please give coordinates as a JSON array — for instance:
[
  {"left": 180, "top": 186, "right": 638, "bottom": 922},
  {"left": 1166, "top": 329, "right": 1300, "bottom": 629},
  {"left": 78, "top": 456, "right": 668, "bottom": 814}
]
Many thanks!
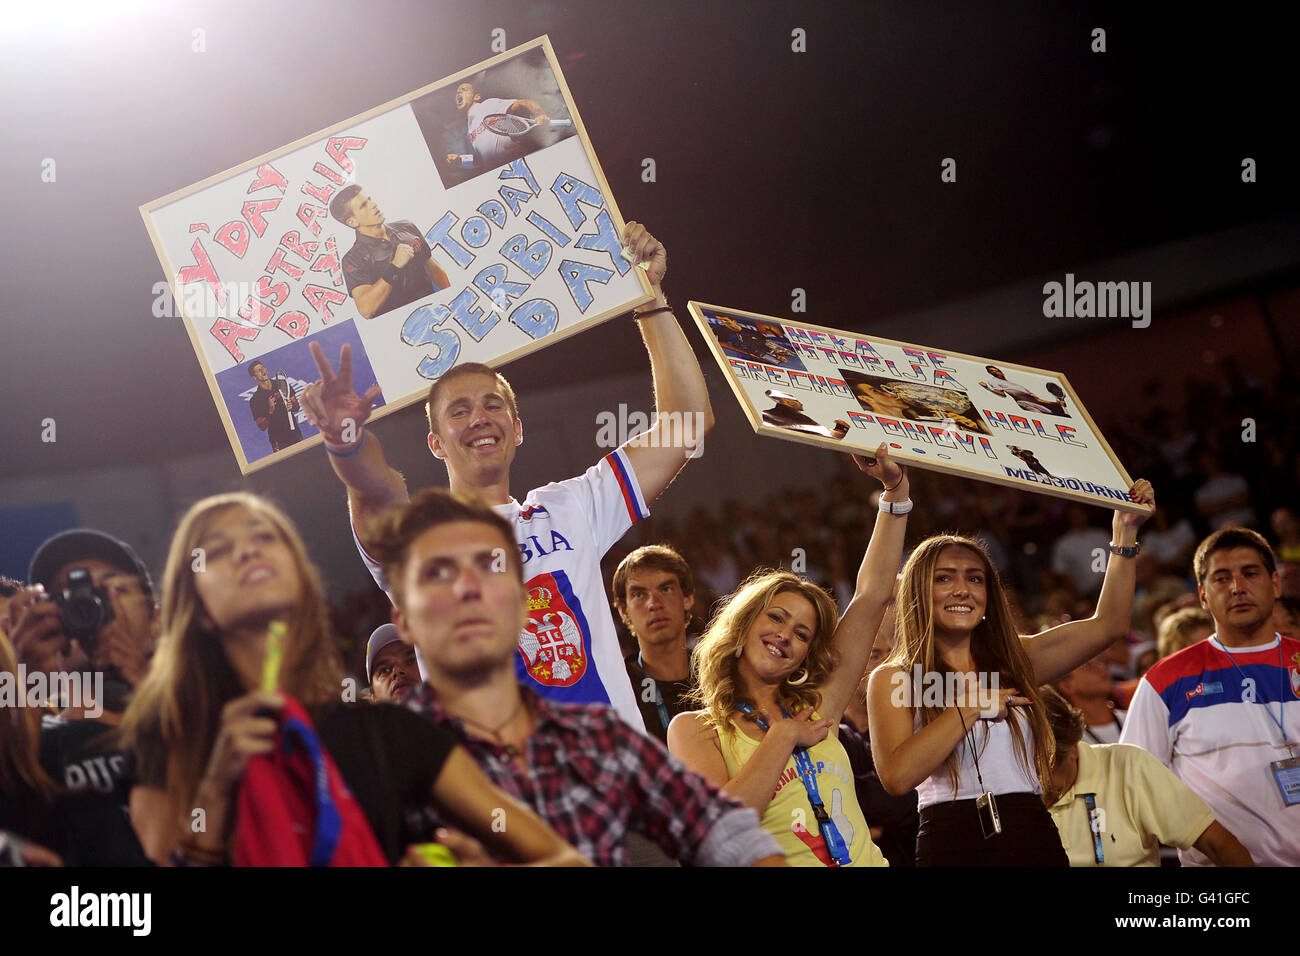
[
  {"left": 689, "top": 301, "right": 1148, "bottom": 513},
  {"left": 142, "top": 37, "right": 652, "bottom": 472}
]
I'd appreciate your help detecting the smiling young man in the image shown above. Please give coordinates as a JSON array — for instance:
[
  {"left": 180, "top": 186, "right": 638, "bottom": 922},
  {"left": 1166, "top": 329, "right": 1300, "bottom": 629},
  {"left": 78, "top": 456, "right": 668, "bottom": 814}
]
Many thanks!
[
  {"left": 1121, "top": 527, "right": 1300, "bottom": 865},
  {"left": 301, "top": 222, "right": 711, "bottom": 732},
  {"left": 369, "top": 489, "right": 783, "bottom": 867},
  {"left": 612, "top": 545, "right": 698, "bottom": 743}
]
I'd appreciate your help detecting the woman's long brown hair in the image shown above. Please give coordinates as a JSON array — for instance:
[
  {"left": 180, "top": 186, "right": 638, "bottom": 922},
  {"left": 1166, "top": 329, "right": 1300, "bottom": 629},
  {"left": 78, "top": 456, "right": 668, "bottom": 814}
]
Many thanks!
[
  {"left": 0, "top": 631, "right": 57, "bottom": 833},
  {"left": 119, "top": 493, "right": 343, "bottom": 836},
  {"left": 886, "top": 535, "right": 1054, "bottom": 792}
]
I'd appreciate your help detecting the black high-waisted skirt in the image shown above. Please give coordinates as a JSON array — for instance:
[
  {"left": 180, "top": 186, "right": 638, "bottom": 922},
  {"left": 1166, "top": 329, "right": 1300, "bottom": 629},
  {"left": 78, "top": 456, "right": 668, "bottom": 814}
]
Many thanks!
[{"left": 915, "top": 792, "right": 1068, "bottom": 867}]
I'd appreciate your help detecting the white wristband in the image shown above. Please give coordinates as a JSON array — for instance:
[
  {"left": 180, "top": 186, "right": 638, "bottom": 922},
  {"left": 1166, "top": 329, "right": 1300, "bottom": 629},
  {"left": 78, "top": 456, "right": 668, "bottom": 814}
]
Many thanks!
[{"left": 878, "top": 496, "right": 913, "bottom": 515}]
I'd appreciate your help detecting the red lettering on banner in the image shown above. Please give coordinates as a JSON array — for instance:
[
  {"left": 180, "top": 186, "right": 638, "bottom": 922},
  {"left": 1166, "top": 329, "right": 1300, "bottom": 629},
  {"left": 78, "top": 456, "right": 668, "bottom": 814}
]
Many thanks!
[
  {"left": 308, "top": 236, "right": 343, "bottom": 286},
  {"left": 265, "top": 247, "right": 304, "bottom": 280},
  {"left": 302, "top": 285, "right": 348, "bottom": 324},
  {"left": 242, "top": 199, "right": 281, "bottom": 238},
  {"left": 210, "top": 318, "right": 258, "bottom": 361},
  {"left": 847, "top": 411, "right": 874, "bottom": 428},
  {"left": 325, "top": 136, "right": 366, "bottom": 172},
  {"left": 1058, "top": 424, "right": 1085, "bottom": 446},
  {"left": 255, "top": 275, "right": 290, "bottom": 308},
  {"left": 236, "top": 296, "right": 275, "bottom": 327},
  {"left": 213, "top": 220, "right": 250, "bottom": 258},
  {"left": 247, "top": 163, "right": 287, "bottom": 194},
  {"left": 279, "top": 230, "right": 318, "bottom": 261},
  {"left": 301, "top": 180, "right": 334, "bottom": 204},
  {"left": 297, "top": 202, "right": 327, "bottom": 237},
  {"left": 274, "top": 311, "right": 310, "bottom": 339},
  {"left": 189, "top": 222, "right": 209, "bottom": 233},
  {"left": 313, "top": 162, "right": 345, "bottom": 185},
  {"left": 177, "top": 239, "right": 226, "bottom": 308}
]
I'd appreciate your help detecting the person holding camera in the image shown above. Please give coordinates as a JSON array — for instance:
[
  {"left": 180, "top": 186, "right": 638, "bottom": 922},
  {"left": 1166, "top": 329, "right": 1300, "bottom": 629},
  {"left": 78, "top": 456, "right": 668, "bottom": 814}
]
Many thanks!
[
  {"left": 16, "top": 530, "right": 159, "bottom": 723},
  {"left": 2, "top": 529, "right": 159, "bottom": 864}
]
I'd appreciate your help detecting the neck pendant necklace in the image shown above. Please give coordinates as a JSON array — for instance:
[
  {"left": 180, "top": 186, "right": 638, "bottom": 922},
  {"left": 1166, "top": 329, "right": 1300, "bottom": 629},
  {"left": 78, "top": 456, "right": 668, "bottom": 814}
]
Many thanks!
[{"left": 457, "top": 698, "right": 525, "bottom": 758}]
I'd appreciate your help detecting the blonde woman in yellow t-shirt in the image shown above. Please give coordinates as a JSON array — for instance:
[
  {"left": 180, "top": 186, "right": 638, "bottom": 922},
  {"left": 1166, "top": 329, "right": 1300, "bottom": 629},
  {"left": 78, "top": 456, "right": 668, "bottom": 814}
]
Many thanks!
[{"left": 667, "top": 445, "right": 908, "bottom": 866}]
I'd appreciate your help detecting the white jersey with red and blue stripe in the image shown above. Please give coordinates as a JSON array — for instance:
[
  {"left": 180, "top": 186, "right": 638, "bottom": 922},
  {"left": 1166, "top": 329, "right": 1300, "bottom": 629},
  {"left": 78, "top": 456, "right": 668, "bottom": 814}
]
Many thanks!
[
  {"left": 1120, "top": 634, "right": 1300, "bottom": 866},
  {"left": 354, "top": 447, "right": 648, "bottom": 731}
]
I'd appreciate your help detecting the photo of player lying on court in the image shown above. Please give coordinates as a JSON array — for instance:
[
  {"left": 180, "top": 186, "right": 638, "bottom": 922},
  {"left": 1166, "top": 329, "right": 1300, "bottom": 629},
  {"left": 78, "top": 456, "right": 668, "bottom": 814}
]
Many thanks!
[{"left": 841, "top": 368, "right": 989, "bottom": 435}]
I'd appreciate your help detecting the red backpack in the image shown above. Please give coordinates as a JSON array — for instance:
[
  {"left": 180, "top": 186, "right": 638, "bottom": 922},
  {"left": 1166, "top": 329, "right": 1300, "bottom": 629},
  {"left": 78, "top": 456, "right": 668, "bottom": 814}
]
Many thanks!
[{"left": 232, "top": 695, "right": 389, "bottom": 867}]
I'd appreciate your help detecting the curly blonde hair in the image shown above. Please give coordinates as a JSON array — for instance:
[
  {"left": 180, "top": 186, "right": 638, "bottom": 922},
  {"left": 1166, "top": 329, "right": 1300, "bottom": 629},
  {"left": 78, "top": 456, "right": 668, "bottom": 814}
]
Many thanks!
[{"left": 690, "top": 569, "right": 840, "bottom": 731}]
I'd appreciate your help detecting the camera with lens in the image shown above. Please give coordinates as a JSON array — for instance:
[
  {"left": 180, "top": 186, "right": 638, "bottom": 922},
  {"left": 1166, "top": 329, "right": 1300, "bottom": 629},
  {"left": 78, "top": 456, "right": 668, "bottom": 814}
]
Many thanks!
[{"left": 52, "top": 567, "right": 115, "bottom": 645}]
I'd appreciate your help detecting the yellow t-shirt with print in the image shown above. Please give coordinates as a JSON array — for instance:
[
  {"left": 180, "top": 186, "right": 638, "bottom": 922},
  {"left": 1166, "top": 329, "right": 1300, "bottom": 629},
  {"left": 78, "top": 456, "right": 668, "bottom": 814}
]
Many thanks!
[{"left": 718, "top": 716, "right": 887, "bottom": 867}]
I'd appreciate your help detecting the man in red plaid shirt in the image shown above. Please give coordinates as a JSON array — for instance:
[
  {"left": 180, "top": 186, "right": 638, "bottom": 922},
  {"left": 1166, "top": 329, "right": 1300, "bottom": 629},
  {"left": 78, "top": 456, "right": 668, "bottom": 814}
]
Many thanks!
[{"left": 369, "top": 489, "right": 785, "bottom": 866}]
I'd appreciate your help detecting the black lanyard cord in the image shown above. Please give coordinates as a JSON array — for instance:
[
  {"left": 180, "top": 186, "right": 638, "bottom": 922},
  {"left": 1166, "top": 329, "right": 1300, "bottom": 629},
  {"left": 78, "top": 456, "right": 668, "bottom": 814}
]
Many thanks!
[{"left": 954, "top": 706, "right": 988, "bottom": 793}]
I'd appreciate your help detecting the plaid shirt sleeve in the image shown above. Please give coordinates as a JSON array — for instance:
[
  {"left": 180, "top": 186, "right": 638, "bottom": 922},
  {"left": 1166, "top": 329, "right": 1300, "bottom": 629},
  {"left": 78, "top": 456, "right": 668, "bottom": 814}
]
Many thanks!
[{"left": 610, "top": 717, "right": 750, "bottom": 864}]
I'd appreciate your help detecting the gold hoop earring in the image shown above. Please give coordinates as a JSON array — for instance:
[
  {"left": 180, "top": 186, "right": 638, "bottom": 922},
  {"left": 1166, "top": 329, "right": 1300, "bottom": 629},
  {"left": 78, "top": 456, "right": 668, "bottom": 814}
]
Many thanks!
[{"left": 786, "top": 668, "right": 809, "bottom": 686}]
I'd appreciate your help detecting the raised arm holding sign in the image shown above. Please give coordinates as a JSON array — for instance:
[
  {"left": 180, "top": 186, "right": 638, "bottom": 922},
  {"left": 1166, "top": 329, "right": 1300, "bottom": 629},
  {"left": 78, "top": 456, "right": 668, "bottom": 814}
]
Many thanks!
[
  {"left": 864, "top": 480, "right": 1155, "bottom": 866},
  {"left": 300, "top": 222, "right": 712, "bottom": 731},
  {"left": 688, "top": 301, "right": 1151, "bottom": 516}
]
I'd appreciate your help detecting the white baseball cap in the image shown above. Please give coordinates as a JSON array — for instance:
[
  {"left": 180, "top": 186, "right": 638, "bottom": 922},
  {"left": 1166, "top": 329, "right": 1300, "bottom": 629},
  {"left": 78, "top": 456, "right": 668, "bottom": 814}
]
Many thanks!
[{"left": 365, "top": 624, "right": 404, "bottom": 682}]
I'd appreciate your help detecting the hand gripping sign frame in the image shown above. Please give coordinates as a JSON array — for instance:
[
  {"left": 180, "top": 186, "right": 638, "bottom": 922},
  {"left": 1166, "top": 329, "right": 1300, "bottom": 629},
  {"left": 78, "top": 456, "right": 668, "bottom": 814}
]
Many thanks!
[
  {"left": 141, "top": 36, "right": 653, "bottom": 474},
  {"left": 688, "top": 301, "right": 1150, "bottom": 515}
]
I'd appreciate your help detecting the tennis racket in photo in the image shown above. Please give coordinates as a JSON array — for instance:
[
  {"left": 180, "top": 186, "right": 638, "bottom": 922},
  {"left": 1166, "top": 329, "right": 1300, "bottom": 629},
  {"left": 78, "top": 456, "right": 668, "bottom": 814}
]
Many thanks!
[{"left": 483, "top": 113, "right": 574, "bottom": 138}]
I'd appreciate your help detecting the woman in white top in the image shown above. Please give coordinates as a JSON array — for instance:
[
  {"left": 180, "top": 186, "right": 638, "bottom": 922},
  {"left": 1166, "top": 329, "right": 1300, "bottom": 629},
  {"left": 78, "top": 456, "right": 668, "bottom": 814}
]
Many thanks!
[{"left": 867, "top": 480, "right": 1154, "bottom": 865}]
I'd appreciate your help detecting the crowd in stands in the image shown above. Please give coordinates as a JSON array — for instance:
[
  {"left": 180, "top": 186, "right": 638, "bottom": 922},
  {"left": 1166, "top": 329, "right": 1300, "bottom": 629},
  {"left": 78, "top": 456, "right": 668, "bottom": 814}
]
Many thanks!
[{"left": 2, "top": 224, "right": 1297, "bottom": 869}]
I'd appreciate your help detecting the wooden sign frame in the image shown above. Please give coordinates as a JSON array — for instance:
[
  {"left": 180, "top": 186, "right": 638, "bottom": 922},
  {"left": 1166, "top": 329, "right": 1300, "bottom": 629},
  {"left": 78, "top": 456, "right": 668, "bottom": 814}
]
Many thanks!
[
  {"left": 142, "top": 36, "right": 652, "bottom": 473},
  {"left": 688, "top": 301, "right": 1149, "bottom": 514}
]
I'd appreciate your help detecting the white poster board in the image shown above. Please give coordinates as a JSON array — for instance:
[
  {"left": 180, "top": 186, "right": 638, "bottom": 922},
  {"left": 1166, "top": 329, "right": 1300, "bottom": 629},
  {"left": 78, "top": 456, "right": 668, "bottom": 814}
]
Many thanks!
[
  {"left": 690, "top": 301, "right": 1148, "bottom": 514},
  {"left": 142, "top": 37, "right": 652, "bottom": 473}
]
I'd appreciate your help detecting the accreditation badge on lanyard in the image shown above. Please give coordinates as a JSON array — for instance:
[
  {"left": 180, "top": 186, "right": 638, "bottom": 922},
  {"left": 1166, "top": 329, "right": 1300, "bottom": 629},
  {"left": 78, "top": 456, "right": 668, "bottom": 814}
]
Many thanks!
[
  {"left": 1221, "top": 643, "right": 1299, "bottom": 807},
  {"left": 1271, "top": 754, "right": 1300, "bottom": 806}
]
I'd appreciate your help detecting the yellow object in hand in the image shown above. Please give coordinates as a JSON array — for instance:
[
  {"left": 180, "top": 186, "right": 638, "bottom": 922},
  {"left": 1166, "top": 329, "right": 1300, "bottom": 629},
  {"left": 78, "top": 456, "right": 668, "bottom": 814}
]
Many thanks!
[
  {"left": 261, "top": 621, "right": 285, "bottom": 692},
  {"left": 413, "top": 843, "right": 458, "bottom": 867}
]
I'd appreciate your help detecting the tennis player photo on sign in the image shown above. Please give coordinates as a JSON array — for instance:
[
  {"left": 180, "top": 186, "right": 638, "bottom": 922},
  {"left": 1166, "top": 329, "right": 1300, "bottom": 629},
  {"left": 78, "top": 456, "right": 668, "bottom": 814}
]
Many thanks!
[
  {"left": 410, "top": 44, "right": 578, "bottom": 190},
  {"left": 141, "top": 36, "right": 651, "bottom": 474},
  {"left": 688, "top": 302, "right": 1150, "bottom": 515}
]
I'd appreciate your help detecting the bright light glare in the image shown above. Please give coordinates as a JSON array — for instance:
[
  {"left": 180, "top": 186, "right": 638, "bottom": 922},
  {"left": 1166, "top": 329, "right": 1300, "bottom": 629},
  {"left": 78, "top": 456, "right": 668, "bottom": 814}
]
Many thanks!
[{"left": 0, "top": 0, "right": 162, "bottom": 39}]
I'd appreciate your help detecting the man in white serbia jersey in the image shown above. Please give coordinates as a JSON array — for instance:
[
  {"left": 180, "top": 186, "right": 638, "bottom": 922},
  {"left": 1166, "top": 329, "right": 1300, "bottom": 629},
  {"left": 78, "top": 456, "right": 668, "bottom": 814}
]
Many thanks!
[
  {"left": 301, "top": 222, "right": 711, "bottom": 731},
  {"left": 1121, "top": 526, "right": 1300, "bottom": 865}
]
